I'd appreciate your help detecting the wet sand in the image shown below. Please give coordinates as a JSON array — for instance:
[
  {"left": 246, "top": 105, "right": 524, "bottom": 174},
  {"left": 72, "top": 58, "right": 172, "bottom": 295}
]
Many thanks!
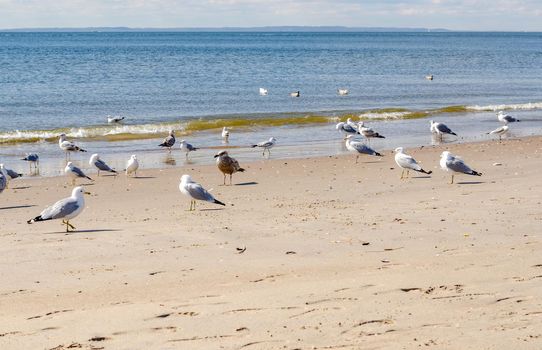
[{"left": 1, "top": 136, "right": 541, "bottom": 349}]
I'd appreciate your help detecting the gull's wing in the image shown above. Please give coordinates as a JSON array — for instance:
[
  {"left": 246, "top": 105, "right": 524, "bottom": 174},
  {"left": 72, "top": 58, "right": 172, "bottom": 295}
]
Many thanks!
[
  {"left": 41, "top": 198, "right": 80, "bottom": 220},
  {"left": 396, "top": 153, "right": 422, "bottom": 171},
  {"left": 185, "top": 183, "right": 215, "bottom": 202},
  {"left": 446, "top": 156, "right": 473, "bottom": 174},
  {"left": 95, "top": 159, "right": 113, "bottom": 171},
  {"left": 351, "top": 141, "right": 379, "bottom": 156}
]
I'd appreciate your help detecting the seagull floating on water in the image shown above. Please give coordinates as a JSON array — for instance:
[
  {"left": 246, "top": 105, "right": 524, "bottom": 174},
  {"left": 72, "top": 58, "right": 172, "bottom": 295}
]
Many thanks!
[
  {"left": 338, "top": 89, "right": 349, "bottom": 96},
  {"left": 290, "top": 91, "right": 300, "bottom": 97},
  {"left": 251, "top": 137, "right": 276, "bottom": 157},
  {"left": 158, "top": 130, "right": 176, "bottom": 151},
  {"left": 440, "top": 151, "right": 482, "bottom": 184},
  {"left": 394, "top": 147, "right": 432, "bottom": 179},
  {"left": 259, "top": 88, "right": 268, "bottom": 96},
  {"left": 214, "top": 150, "right": 245, "bottom": 185},
  {"left": 89, "top": 154, "right": 117, "bottom": 176},
  {"left": 430, "top": 120, "right": 457, "bottom": 140},
  {"left": 179, "top": 174, "right": 225, "bottom": 211},
  {"left": 126, "top": 155, "right": 139, "bottom": 177},
  {"left": 345, "top": 135, "right": 382, "bottom": 163},
  {"left": 425, "top": 75, "right": 434, "bottom": 80},
  {"left": 27, "top": 186, "right": 90, "bottom": 232},
  {"left": 180, "top": 140, "right": 199, "bottom": 159},
  {"left": 497, "top": 111, "right": 520, "bottom": 124},
  {"left": 107, "top": 115, "right": 125, "bottom": 124},
  {"left": 65, "top": 162, "right": 93, "bottom": 185}
]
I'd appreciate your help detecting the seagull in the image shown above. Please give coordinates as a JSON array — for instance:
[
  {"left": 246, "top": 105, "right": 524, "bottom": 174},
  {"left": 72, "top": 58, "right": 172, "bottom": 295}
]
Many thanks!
[
  {"left": 335, "top": 122, "right": 358, "bottom": 138},
  {"left": 27, "top": 186, "right": 90, "bottom": 232},
  {"left": 126, "top": 155, "right": 139, "bottom": 177},
  {"left": 59, "top": 134, "right": 87, "bottom": 160},
  {"left": 430, "top": 120, "right": 457, "bottom": 140},
  {"left": 179, "top": 175, "right": 225, "bottom": 211},
  {"left": 222, "top": 127, "right": 230, "bottom": 141},
  {"left": 345, "top": 135, "right": 382, "bottom": 163},
  {"left": 497, "top": 111, "right": 520, "bottom": 124},
  {"left": 214, "top": 150, "right": 245, "bottom": 185},
  {"left": 358, "top": 121, "right": 385, "bottom": 142},
  {"left": 89, "top": 154, "right": 117, "bottom": 176},
  {"left": 394, "top": 147, "right": 432, "bottom": 179},
  {"left": 251, "top": 137, "right": 276, "bottom": 157},
  {"left": 107, "top": 115, "right": 125, "bottom": 124},
  {"left": 259, "top": 88, "right": 268, "bottom": 96},
  {"left": 0, "top": 172, "right": 6, "bottom": 194},
  {"left": 425, "top": 75, "right": 434, "bottom": 80},
  {"left": 290, "top": 91, "right": 300, "bottom": 97},
  {"left": 0, "top": 164, "right": 18, "bottom": 189},
  {"left": 346, "top": 118, "right": 359, "bottom": 131},
  {"left": 487, "top": 125, "right": 509, "bottom": 141},
  {"left": 338, "top": 89, "right": 349, "bottom": 96},
  {"left": 179, "top": 140, "right": 199, "bottom": 159},
  {"left": 21, "top": 153, "right": 39, "bottom": 172},
  {"left": 65, "top": 162, "right": 93, "bottom": 185},
  {"left": 440, "top": 151, "right": 482, "bottom": 184},
  {"left": 4, "top": 166, "right": 23, "bottom": 179},
  {"left": 158, "top": 130, "right": 176, "bottom": 151}
]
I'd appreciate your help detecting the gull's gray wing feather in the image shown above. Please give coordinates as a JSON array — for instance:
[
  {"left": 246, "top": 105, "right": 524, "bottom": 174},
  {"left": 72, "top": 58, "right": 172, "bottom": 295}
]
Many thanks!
[
  {"left": 397, "top": 154, "right": 422, "bottom": 171},
  {"left": 447, "top": 157, "right": 473, "bottom": 174},
  {"left": 436, "top": 123, "right": 453, "bottom": 134},
  {"left": 186, "top": 143, "right": 197, "bottom": 151},
  {"left": 186, "top": 183, "right": 215, "bottom": 202},
  {"left": 6, "top": 168, "right": 22, "bottom": 178},
  {"left": 351, "top": 142, "right": 378, "bottom": 155},
  {"left": 95, "top": 159, "right": 113, "bottom": 171},
  {"left": 41, "top": 198, "right": 80, "bottom": 220},
  {"left": 259, "top": 141, "right": 274, "bottom": 147},
  {"left": 342, "top": 124, "right": 357, "bottom": 133}
]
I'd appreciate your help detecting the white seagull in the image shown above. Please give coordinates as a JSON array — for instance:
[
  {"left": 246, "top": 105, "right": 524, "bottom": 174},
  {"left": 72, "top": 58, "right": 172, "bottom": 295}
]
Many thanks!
[
  {"left": 221, "top": 127, "right": 230, "bottom": 141},
  {"left": 497, "top": 111, "right": 520, "bottom": 124},
  {"left": 27, "top": 186, "right": 90, "bottom": 232},
  {"left": 179, "top": 140, "right": 199, "bottom": 159},
  {"left": 126, "top": 155, "right": 139, "bottom": 177},
  {"left": 259, "top": 88, "right": 268, "bottom": 96},
  {"left": 0, "top": 164, "right": 20, "bottom": 188},
  {"left": 21, "top": 153, "right": 40, "bottom": 172},
  {"left": 345, "top": 135, "right": 382, "bottom": 163},
  {"left": 65, "top": 162, "right": 93, "bottom": 185},
  {"left": 338, "top": 89, "right": 349, "bottom": 96},
  {"left": 290, "top": 91, "right": 300, "bottom": 97},
  {"left": 336, "top": 121, "right": 358, "bottom": 138},
  {"left": 487, "top": 125, "right": 509, "bottom": 141},
  {"left": 440, "top": 151, "right": 482, "bottom": 184},
  {"left": 89, "top": 154, "right": 117, "bottom": 176},
  {"left": 59, "top": 134, "right": 87, "bottom": 160},
  {"left": 251, "top": 137, "right": 276, "bottom": 157},
  {"left": 394, "top": 147, "right": 432, "bottom": 179},
  {"left": 179, "top": 174, "right": 226, "bottom": 211},
  {"left": 430, "top": 120, "right": 457, "bottom": 140},
  {"left": 107, "top": 115, "right": 125, "bottom": 124}
]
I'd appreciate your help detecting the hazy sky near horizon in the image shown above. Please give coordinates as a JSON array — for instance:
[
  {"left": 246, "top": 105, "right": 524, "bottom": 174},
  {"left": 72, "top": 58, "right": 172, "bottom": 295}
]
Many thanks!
[{"left": 0, "top": 0, "right": 541, "bottom": 31}]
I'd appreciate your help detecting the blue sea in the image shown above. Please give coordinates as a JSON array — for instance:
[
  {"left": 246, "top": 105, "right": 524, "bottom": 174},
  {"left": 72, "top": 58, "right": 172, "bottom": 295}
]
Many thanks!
[{"left": 0, "top": 31, "right": 541, "bottom": 175}]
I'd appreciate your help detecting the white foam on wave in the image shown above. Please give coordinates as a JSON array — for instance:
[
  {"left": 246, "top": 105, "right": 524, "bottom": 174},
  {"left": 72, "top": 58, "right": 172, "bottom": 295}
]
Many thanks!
[
  {"left": 467, "top": 102, "right": 542, "bottom": 112},
  {"left": 358, "top": 111, "right": 413, "bottom": 120}
]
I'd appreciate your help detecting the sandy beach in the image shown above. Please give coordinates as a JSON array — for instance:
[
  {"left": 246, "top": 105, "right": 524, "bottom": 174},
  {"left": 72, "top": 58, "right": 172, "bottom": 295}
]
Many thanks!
[{"left": 1, "top": 136, "right": 541, "bottom": 349}]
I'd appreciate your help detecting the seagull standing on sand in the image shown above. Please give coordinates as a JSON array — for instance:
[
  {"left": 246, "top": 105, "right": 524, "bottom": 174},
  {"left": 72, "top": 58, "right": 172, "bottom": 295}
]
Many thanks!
[
  {"left": 440, "top": 151, "right": 482, "bottom": 184},
  {"left": 394, "top": 147, "right": 432, "bottom": 179},
  {"left": 89, "top": 154, "right": 117, "bottom": 176},
  {"left": 345, "top": 135, "right": 382, "bottom": 163},
  {"left": 222, "top": 127, "right": 230, "bottom": 142},
  {"left": 430, "top": 120, "right": 457, "bottom": 140},
  {"left": 158, "top": 130, "right": 176, "bottom": 151},
  {"left": 497, "top": 111, "right": 520, "bottom": 124},
  {"left": 59, "top": 133, "right": 87, "bottom": 160},
  {"left": 179, "top": 175, "right": 225, "bottom": 211},
  {"left": 65, "top": 162, "right": 93, "bottom": 185},
  {"left": 126, "top": 155, "right": 139, "bottom": 177},
  {"left": 252, "top": 137, "right": 276, "bottom": 157},
  {"left": 336, "top": 121, "right": 358, "bottom": 138},
  {"left": 214, "top": 150, "right": 245, "bottom": 185},
  {"left": 259, "top": 88, "right": 268, "bottom": 96},
  {"left": 0, "top": 164, "right": 18, "bottom": 189},
  {"left": 27, "top": 186, "right": 90, "bottom": 232},
  {"left": 21, "top": 153, "right": 39, "bottom": 172},
  {"left": 358, "top": 121, "right": 385, "bottom": 142},
  {"left": 179, "top": 140, "right": 199, "bottom": 159},
  {"left": 487, "top": 125, "right": 509, "bottom": 141}
]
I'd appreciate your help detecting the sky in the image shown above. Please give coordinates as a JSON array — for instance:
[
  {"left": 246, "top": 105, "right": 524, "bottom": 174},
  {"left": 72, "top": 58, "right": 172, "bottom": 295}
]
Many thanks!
[{"left": 0, "top": 0, "right": 541, "bottom": 31}]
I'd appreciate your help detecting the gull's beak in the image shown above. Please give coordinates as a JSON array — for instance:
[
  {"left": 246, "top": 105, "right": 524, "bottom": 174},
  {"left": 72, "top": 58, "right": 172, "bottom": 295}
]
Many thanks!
[
  {"left": 84, "top": 192, "right": 91, "bottom": 195},
  {"left": 213, "top": 154, "right": 219, "bottom": 158}
]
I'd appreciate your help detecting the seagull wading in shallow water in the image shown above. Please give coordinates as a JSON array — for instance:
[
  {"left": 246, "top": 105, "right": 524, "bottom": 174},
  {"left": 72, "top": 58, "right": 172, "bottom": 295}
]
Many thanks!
[
  {"left": 179, "top": 140, "right": 199, "bottom": 159},
  {"left": 179, "top": 174, "right": 225, "bottom": 211},
  {"left": 393, "top": 147, "right": 432, "bottom": 179},
  {"left": 89, "top": 154, "right": 117, "bottom": 176},
  {"left": 430, "top": 120, "right": 457, "bottom": 140},
  {"left": 21, "top": 153, "right": 39, "bottom": 172},
  {"left": 27, "top": 186, "right": 90, "bottom": 232},
  {"left": 487, "top": 125, "right": 509, "bottom": 141},
  {"left": 222, "top": 127, "right": 230, "bottom": 141},
  {"left": 158, "top": 130, "right": 176, "bottom": 151},
  {"left": 59, "top": 133, "right": 87, "bottom": 160},
  {"left": 345, "top": 135, "right": 382, "bottom": 163},
  {"left": 497, "top": 111, "right": 520, "bottom": 124},
  {"left": 336, "top": 121, "right": 358, "bottom": 138},
  {"left": 251, "top": 137, "right": 276, "bottom": 157},
  {"left": 358, "top": 121, "right": 385, "bottom": 142},
  {"left": 126, "top": 155, "right": 139, "bottom": 177},
  {"left": 214, "top": 150, "right": 245, "bottom": 185},
  {"left": 439, "top": 151, "right": 482, "bottom": 184}
]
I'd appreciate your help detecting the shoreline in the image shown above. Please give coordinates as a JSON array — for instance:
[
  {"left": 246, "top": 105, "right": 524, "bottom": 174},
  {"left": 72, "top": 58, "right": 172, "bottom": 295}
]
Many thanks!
[{"left": 1, "top": 135, "right": 542, "bottom": 349}]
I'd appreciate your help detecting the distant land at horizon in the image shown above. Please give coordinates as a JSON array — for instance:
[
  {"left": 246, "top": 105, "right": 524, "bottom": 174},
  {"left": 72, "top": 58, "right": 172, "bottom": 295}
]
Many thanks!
[{"left": 0, "top": 26, "right": 453, "bottom": 33}]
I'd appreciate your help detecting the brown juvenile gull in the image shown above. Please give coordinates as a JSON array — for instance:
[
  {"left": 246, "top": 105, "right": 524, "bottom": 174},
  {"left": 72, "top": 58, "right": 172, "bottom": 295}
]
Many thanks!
[{"left": 214, "top": 150, "right": 245, "bottom": 185}]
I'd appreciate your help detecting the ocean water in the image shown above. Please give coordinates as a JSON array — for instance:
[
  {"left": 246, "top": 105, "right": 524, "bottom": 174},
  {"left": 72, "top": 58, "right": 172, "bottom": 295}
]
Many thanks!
[{"left": 0, "top": 31, "right": 541, "bottom": 175}]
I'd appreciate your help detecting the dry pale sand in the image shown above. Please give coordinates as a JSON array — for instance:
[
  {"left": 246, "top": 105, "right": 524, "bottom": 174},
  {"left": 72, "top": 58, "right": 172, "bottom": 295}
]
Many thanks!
[{"left": 1, "top": 137, "right": 542, "bottom": 350}]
